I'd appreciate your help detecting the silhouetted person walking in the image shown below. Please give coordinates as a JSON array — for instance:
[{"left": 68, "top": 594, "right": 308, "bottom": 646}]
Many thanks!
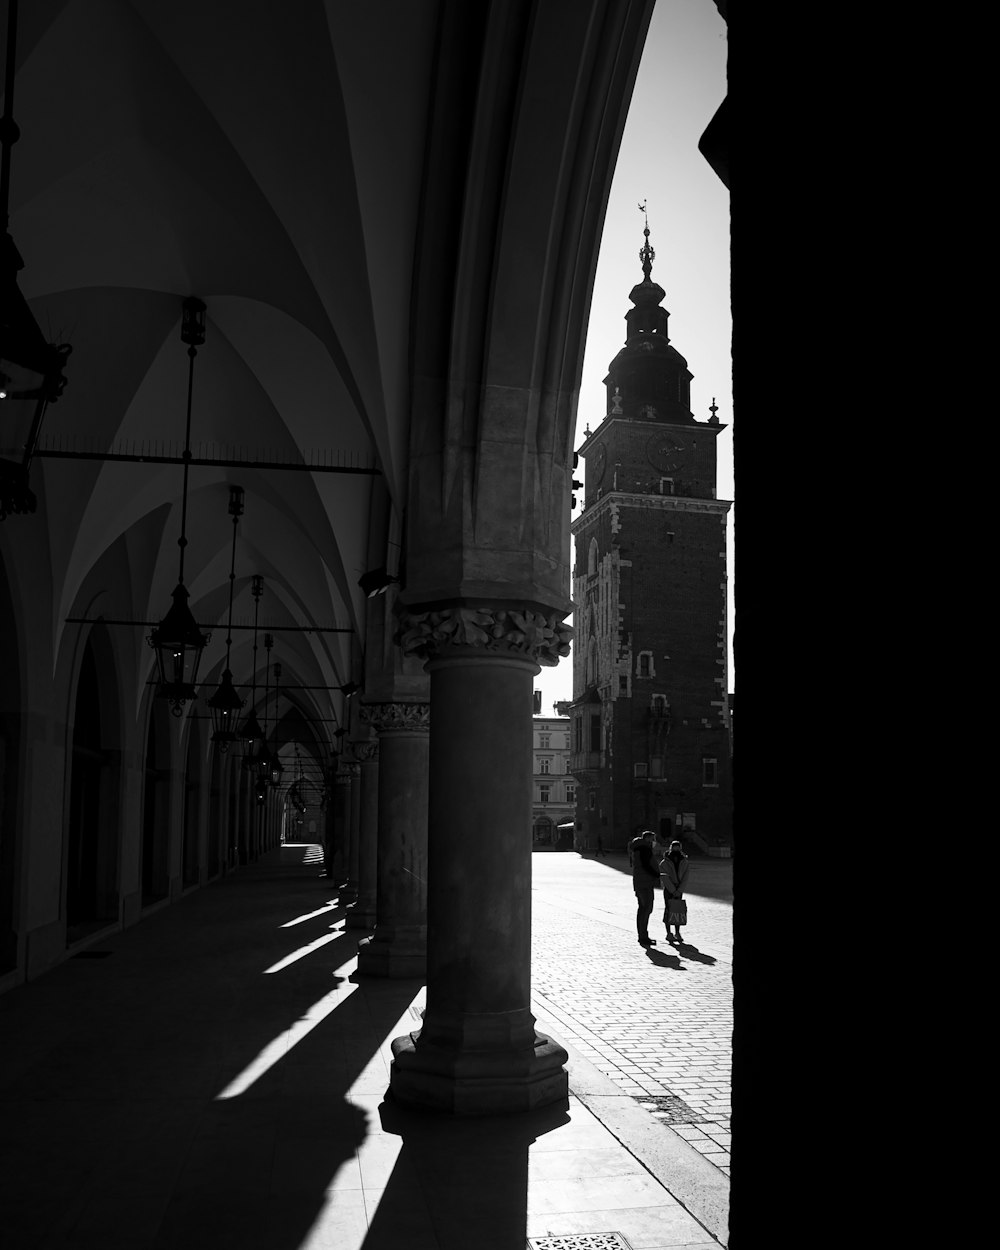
[
  {"left": 595, "top": 834, "right": 607, "bottom": 858},
  {"left": 631, "top": 829, "right": 659, "bottom": 947}
]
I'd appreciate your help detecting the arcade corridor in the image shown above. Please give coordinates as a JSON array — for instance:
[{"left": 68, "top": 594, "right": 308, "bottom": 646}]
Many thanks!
[{"left": 0, "top": 843, "right": 731, "bottom": 1249}]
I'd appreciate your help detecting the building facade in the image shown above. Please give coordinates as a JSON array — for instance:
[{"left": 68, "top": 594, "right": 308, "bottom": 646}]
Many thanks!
[
  {"left": 531, "top": 715, "right": 574, "bottom": 846},
  {"left": 568, "top": 224, "right": 732, "bottom": 854}
]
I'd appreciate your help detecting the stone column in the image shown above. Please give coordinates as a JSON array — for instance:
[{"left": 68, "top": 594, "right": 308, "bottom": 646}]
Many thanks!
[
  {"left": 331, "top": 774, "right": 351, "bottom": 885},
  {"left": 356, "top": 703, "right": 429, "bottom": 978},
  {"left": 388, "top": 605, "right": 571, "bottom": 1115},
  {"left": 322, "top": 794, "right": 335, "bottom": 878},
  {"left": 346, "top": 741, "right": 379, "bottom": 930},
  {"left": 341, "top": 761, "right": 362, "bottom": 902}
]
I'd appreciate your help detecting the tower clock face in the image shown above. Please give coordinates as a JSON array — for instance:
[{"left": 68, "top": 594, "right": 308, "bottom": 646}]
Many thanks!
[
  {"left": 592, "top": 443, "right": 607, "bottom": 482},
  {"left": 647, "top": 432, "right": 684, "bottom": 474}
]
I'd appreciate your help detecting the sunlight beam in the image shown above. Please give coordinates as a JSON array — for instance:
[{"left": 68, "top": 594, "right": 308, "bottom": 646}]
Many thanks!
[
  {"left": 280, "top": 900, "right": 341, "bottom": 928},
  {"left": 215, "top": 960, "right": 358, "bottom": 1100},
  {"left": 263, "top": 929, "right": 342, "bottom": 974}
]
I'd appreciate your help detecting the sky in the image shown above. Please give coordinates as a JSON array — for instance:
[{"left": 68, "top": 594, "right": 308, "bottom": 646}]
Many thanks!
[{"left": 534, "top": 0, "right": 732, "bottom": 717}]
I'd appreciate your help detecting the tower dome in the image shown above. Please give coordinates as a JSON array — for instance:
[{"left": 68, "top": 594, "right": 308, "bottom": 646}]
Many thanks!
[{"left": 603, "top": 213, "right": 694, "bottom": 422}]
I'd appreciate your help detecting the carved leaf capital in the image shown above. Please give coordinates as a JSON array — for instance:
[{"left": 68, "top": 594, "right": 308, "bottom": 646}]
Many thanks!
[{"left": 396, "top": 603, "right": 572, "bottom": 666}]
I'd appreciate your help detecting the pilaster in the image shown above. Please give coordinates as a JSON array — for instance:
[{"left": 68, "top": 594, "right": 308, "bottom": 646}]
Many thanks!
[
  {"left": 346, "top": 741, "right": 379, "bottom": 931},
  {"left": 355, "top": 702, "right": 430, "bottom": 978}
]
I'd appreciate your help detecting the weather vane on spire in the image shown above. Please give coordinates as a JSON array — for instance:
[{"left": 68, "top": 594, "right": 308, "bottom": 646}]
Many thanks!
[{"left": 637, "top": 200, "right": 654, "bottom": 280}]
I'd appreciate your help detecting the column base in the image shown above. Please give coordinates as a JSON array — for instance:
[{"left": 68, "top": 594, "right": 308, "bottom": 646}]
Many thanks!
[
  {"left": 356, "top": 931, "right": 426, "bottom": 978},
  {"left": 388, "top": 1029, "right": 569, "bottom": 1115},
  {"left": 345, "top": 901, "right": 376, "bottom": 930}
]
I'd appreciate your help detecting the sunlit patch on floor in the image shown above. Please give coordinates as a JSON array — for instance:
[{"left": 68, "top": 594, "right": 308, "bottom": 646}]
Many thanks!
[
  {"left": 280, "top": 900, "right": 340, "bottom": 928},
  {"left": 215, "top": 957, "right": 358, "bottom": 1099},
  {"left": 527, "top": 1233, "right": 635, "bottom": 1249},
  {"left": 263, "top": 929, "right": 342, "bottom": 973},
  {"left": 282, "top": 842, "right": 326, "bottom": 865}
]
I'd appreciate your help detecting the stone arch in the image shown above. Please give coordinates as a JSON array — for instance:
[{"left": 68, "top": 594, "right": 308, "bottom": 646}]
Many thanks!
[
  {"left": 0, "top": 555, "right": 21, "bottom": 973},
  {"left": 141, "top": 698, "right": 174, "bottom": 908},
  {"left": 181, "top": 719, "right": 206, "bottom": 889},
  {"left": 207, "top": 744, "right": 227, "bottom": 880},
  {"left": 65, "top": 623, "right": 123, "bottom": 943}
]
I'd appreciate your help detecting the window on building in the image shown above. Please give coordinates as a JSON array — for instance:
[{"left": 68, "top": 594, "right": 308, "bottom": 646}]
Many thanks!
[
  {"left": 539, "top": 758, "right": 551, "bottom": 774},
  {"left": 650, "top": 757, "right": 663, "bottom": 778},
  {"left": 703, "top": 758, "right": 718, "bottom": 786},
  {"left": 565, "top": 786, "right": 576, "bottom": 804},
  {"left": 574, "top": 717, "right": 583, "bottom": 752},
  {"left": 638, "top": 652, "right": 652, "bottom": 678},
  {"left": 539, "top": 733, "right": 550, "bottom": 748},
  {"left": 588, "top": 790, "right": 597, "bottom": 810},
  {"left": 588, "top": 537, "right": 599, "bottom": 575},
  {"left": 589, "top": 714, "right": 601, "bottom": 752},
  {"left": 619, "top": 675, "right": 628, "bottom": 695},
  {"left": 539, "top": 786, "right": 550, "bottom": 804},
  {"left": 533, "top": 817, "right": 552, "bottom": 842},
  {"left": 660, "top": 478, "right": 674, "bottom": 495},
  {"left": 634, "top": 763, "right": 648, "bottom": 778}
]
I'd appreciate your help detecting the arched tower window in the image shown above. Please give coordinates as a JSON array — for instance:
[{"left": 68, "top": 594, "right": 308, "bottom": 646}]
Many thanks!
[{"left": 588, "top": 537, "right": 599, "bottom": 575}]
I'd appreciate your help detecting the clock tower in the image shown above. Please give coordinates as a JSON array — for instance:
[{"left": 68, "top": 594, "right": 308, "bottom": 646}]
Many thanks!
[{"left": 569, "top": 220, "right": 732, "bottom": 853}]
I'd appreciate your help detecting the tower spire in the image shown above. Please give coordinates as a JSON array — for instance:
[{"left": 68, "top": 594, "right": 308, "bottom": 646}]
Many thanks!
[{"left": 638, "top": 200, "right": 655, "bottom": 280}]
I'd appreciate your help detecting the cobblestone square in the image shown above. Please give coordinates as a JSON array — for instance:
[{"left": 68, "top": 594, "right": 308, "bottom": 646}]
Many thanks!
[{"left": 531, "top": 851, "right": 733, "bottom": 1176}]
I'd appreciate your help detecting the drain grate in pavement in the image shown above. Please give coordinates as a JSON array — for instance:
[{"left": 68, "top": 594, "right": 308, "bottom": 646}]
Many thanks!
[
  {"left": 634, "top": 1092, "right": 703, "bottom": 1123},
  {"left": 527, "top": 1236, "right": 634, "bottom": 1250}
]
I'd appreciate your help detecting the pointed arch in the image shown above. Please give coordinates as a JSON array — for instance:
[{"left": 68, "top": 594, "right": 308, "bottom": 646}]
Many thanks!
[{"left": 65, "top": 623, "right": 123, "bottom": 943}]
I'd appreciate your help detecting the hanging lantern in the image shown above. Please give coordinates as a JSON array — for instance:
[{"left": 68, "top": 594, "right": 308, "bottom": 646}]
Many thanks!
[
  {"left": 146, "top": 297, "right": 210, "bottom": 713},
  {"left": 207, "top": 668, "right": 245, "bottom": 749},
  {"left": 0, "top": 256, "right": 71, "bottom": 516},
  {"left": 147, "top": 583, "right": 210, "bottom": 715},
  {"left": 240, "top": 712, "right": 265, "bottom": 764},
  {"left": 1, "top": 2, "right": 72, "bottom": 521},
  {"left": 253, "top": 740, "right": 271, "bottom": 783},
  {"left": 265, "top": 659, "right": 283, "bottom": 786},
  {"left": 269, "top": 751, "right": 284, "bottom": 787},
  {"left": 209, "top": 486, "right": 246, "bottom": 749}
]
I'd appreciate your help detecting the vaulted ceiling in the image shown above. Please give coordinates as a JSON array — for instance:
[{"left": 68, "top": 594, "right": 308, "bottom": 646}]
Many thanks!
[{"left": 2, "top": 0, "right": 655, "bottom": 773}]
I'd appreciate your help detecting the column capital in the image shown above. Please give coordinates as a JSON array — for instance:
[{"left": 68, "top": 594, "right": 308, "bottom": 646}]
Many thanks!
[
  {"left": 352, "top": 740, "right": 380, "bottom": 763},
  {"left": 360, "top": 701, "right": 431, "bottom": 733},
  {"left": 395, "top": 601, "right": 572, "bottom": 667}
]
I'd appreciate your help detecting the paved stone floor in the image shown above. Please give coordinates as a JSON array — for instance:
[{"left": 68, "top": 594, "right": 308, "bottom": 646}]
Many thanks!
[
  {"left": 0, "top": 845, "right": 735, "bottom": 1249},
  {"left": 530, "top": 853, "right": 733, "bottom": 1176}
]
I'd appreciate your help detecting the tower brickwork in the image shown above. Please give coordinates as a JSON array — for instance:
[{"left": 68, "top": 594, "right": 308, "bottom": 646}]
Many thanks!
[{"left": 569, "top": 221, "right": 732, "bottom": 852}]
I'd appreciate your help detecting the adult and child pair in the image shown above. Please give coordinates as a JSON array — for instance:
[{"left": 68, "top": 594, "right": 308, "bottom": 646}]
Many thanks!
[{"left": 630, "top": 829, "right": 688, "bottom": 948}]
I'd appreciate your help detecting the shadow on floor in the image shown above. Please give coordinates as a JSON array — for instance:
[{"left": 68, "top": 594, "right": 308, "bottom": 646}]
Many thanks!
[
  {"left": 0, "top": 846, "right": 421, "bottom": 1250},
  {"left": 363, "top": 1095, "right": 571, "bottom": 1250}
]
